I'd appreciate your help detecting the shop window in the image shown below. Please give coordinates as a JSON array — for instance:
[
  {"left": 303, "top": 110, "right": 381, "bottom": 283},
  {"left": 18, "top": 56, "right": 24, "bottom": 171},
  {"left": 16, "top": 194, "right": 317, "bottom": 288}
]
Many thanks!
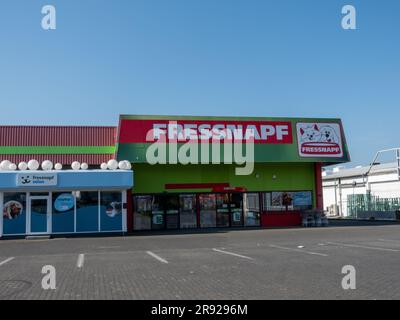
[
  {"left": 243, "top": 193, "right": 260, "bottom": 226},
  {"left": 100, "top": 192, "right": 123, "bottom": 232},
  {"left": 52, "top": 192, "right": 75, "bottom": 233},
  {"left": 179, "top": 194, "right": 197, "bottom": 229},
  {"left": 151, "top": 195, "right": 165, "bottom": 230},
  {"left": 2, "top": 192, "right": 27, "bottom": 235},
  {"left": 75, "top": 191, "right": 99, "bottom": 232},
  {"left": 134, "top": 195, "right": 152, "bottom": 230},
  {"left": 199, "top": 194, "right": 216, "bottom": 228},
  {"left": 216, "top": 194, "right": 230, "bottom": 227},
  {"left": 230, "top": 193, "right": 244, "bottom": 227},
  {"left": 165, "top": 194, "right": 179, "bottom": 229},
  {"left": 292, "top": 191, "right": 313, "bottom": 210},
  {"left": 263, "top": 191, "right": 312, "bottom": 212}
]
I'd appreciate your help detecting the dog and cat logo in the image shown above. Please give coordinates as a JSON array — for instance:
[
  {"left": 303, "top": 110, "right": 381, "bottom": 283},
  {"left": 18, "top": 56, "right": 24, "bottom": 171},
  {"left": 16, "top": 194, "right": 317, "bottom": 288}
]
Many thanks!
[
  {"left": 20, "top": 176, "right": 31, "bottom": 184},
  {"left": 296, "top": 122, "right": 343, "bottom": 157}
]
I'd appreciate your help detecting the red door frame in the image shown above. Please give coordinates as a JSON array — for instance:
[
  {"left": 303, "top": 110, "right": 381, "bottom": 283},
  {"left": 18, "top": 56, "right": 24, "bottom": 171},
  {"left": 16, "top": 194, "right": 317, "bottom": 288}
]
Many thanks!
[{"left": 314, "top": 162, "right": 324, "bottom": 210}]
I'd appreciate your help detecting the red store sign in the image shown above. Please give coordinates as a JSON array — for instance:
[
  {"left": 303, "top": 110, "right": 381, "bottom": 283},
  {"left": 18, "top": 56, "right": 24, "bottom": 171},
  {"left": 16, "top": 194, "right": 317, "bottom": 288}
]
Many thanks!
[{"left": 119, "top": 119, "right": 293, "bottom": 144}]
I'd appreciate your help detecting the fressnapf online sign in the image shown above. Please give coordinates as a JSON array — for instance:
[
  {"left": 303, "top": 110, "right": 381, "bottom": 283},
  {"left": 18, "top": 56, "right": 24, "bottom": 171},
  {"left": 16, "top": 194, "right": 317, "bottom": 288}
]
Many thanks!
[
  {"left": 296, "top": 122, "right": 344, "bottom": 158},
  {"left": 16, "top": 173, "right": 58, "bottom": 187}
]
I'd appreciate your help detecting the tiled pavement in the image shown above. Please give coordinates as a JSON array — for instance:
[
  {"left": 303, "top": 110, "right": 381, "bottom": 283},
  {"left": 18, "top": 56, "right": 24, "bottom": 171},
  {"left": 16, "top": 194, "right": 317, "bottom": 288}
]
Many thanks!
[{"left": 1, "top": 222, "right": 400, "bottom": 299}]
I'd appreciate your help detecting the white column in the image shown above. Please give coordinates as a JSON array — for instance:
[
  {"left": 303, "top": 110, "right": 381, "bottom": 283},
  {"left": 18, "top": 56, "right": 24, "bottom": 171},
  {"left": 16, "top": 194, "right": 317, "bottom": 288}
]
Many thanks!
[
  {"left": 48, "top": 192, "right": 53, "bottom": 234},
  {"left": 98, "top": 190, "right": 101, "bottom": 232},
  {"left": 74, "top": 192, "right": 77, "bottom": 233},
  {"left": 122, "top": 190, "right": 127, "bottom": 232},
  {"left": 26, "top": 192, "right": 31, "bottom": 235}
]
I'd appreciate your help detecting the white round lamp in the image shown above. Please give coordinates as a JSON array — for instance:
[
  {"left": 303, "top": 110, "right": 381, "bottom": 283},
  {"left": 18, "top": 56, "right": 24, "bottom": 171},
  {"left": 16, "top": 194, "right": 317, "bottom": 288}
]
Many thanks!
[
  {"left": 107, "top": 159, "right": 118, "bottom": 170},
  {"left": 28, "top": 159, "right": 40, "bottom": 171},
  {"left": 18, "top": 162, "right": 28, "bottom": 170},
  {"left": 41, "top": 160, "right": 53, "bottom": 171},
  {"left": 71, "top": 161, "right": 81, "bottom": 170}
]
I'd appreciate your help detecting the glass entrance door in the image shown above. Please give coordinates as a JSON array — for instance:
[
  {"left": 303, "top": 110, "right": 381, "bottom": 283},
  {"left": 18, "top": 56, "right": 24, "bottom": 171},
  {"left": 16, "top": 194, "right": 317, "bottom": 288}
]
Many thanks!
[
  {"left": 29, "top": 197, "right": 50, "bottom": 234},
  {"left": 230, "top": 193, "right": 244, "bottom": 227},
  {"left": 165, "top": 194, "right": 179, "bottom": 229},
  {"left": 216, "top": 194, "right": 230, "bottom": 227}
]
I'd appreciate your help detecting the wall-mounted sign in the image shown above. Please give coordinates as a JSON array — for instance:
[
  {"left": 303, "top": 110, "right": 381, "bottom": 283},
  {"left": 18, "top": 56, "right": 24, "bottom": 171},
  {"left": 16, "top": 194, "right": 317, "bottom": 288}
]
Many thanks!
[
  {"left": 296, "top": 122, "right": 343, "bottom": 158},
  {"left": 16, "top": 173, "right": 58, "bottom": 187},
  {"left": 117, "top": 115, "right": 350, "bottom": 163},
  {"left": 119, "top": 119, "right": 293, "bottom": 144},
  {"left": 54, "top": 193, "right": 74, "bottom": 212}
]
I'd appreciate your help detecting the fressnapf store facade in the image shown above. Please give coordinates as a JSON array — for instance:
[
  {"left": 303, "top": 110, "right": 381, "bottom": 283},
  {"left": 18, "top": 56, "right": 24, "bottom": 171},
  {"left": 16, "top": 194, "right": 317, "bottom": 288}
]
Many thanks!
[
  {"left": 116, "top": 115, "right": 350, "bottom": 231},
  {"left": 0, "top": 125, "right": 133, "bottom": 238}
]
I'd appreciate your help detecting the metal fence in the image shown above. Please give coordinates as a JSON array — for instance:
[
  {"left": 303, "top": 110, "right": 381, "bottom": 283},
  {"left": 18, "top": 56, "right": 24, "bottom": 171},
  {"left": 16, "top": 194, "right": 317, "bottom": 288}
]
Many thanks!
[{"left": 347, "top": 194, "right": 400, "bottom": 217}]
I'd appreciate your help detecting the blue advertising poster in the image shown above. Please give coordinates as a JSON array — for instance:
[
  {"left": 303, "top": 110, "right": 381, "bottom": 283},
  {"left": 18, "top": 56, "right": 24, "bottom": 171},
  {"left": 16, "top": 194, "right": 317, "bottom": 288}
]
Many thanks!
[
  {"left": 293, "top": 191, "right": 312, "bottom": 207},
  {"left": 54, "top": 193, "right": 74, "bottom": 212},
  {"left": 3, "top": 193, "right": 26, "bottom": 235}
]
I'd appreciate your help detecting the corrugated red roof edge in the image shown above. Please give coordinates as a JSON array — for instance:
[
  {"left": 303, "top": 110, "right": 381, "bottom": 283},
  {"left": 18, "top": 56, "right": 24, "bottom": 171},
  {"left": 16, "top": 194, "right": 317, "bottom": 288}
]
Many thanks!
[
  {"left": 0, "top": 126, "right": 117, "bottom": 146},
  {"left": 0, "top": 125, "right": 117, "bottom": 165}
]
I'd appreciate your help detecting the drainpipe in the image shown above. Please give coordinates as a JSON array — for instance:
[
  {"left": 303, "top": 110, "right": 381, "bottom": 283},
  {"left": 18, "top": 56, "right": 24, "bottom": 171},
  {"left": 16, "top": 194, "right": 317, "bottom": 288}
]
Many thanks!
[
  {"left": 397, "top": 149, "right": 400, "bottom": 180},
  {"left": 338, "top": 178, "right": 343, "bottom": 217},
  {"left": 334, "top": 178, "right": 338, "bottom": 216}
]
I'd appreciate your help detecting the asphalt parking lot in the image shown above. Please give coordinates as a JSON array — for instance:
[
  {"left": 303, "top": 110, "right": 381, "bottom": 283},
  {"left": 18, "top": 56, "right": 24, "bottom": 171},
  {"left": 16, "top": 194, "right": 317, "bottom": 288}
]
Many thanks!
[{"left": 1, "top": 221, "right": 400, "bottom": 300}]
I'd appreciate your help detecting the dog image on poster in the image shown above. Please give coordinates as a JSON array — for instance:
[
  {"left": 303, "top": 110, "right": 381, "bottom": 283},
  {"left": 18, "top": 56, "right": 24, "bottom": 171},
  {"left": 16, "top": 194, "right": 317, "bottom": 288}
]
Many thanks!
[{"left": 3, "top": 201, "right": 23, "bottom": 220}]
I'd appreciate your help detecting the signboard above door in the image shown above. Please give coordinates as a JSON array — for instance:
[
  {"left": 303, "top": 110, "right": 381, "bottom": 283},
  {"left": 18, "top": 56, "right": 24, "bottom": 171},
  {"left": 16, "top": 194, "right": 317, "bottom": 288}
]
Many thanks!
[{"left": 16, "top": 173, "right": 58, "bottom": 187}]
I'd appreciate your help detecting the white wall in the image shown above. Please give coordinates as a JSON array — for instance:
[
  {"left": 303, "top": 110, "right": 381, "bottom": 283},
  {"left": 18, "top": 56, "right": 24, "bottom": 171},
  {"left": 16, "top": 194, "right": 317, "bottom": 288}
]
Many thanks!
[{"left": 323, "top": 171, "right": 400, "bottom": 217}]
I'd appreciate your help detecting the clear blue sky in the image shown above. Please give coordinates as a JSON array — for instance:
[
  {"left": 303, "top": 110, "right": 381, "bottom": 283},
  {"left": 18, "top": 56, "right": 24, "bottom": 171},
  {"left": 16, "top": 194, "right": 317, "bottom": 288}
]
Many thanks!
[{"left": 0, "top": 0, "right": 399, "bottom": 166}]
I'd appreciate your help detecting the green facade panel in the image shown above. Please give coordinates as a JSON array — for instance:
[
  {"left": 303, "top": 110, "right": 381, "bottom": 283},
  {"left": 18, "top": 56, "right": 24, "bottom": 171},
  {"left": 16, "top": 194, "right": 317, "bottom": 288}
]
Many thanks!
[
  {"left": 0, "top": 146, "right": 116, "bottom": 155},
  {"left": 132, "top": 162, "right": 315, "bottom": 199}
]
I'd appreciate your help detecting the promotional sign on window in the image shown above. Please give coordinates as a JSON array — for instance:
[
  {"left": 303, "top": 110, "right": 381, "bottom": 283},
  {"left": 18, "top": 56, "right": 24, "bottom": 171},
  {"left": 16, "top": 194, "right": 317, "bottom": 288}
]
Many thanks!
[
  {"left": 54, "top": 193, "right": 75, "bottom": 212},
  {"left": 293, "top": 191, "right": 312, "bottom": 207},
  {"left": 152, "top": 212, "right": 164, "bottom": 225},
  {"left": 3, "top": 201, "right": 23, "bottom": 220},
  {"left": 106, "top": 201, "right": 122, "bottom": 218},
  {"left": 296, "top": 122, "right": 343, "bottom": 158}
]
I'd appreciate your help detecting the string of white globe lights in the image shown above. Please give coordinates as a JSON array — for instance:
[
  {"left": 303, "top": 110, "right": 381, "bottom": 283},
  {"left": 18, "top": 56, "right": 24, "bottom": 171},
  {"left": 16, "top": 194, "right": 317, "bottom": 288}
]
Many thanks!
[{"left": 0, "top": 159, "right": 132, "bottom": 171}]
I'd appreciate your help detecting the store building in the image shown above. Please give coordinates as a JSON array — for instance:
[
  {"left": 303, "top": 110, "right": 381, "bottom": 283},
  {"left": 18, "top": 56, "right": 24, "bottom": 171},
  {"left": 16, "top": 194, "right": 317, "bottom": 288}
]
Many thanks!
[
  {"left": 1, "top": 115, "right": 350, "bottom": 238},
  {"left": 323, "top": 157, "right": 400, "bottom": 217},
  {"left": 0, "top": 126, "right": 133, "bottom": 238},
  {"left": 116, "top": 115, "right": 350, "bottom": 231},
  {"left": 0, "top": 170, "right": 133, "bottom": 237}
]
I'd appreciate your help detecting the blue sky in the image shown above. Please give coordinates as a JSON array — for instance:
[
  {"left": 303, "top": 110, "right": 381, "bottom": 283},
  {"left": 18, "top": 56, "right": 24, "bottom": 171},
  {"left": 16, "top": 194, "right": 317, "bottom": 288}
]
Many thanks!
[{"left": 0, "top": 0, "right": 399, "bottom": 166}]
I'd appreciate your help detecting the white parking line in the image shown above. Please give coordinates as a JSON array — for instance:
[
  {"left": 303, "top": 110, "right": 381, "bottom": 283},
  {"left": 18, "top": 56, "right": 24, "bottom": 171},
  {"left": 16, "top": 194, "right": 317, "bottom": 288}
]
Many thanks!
[
  {"left": 378, "top": 239, "right": 400, "bottom": 244},
  {"left": 76, "top": 254, "right": 85, "bottom": 268},
  {"left": 326, "top": 242, "right": 400, "bottom": 252},
  {"left": 146, "top": 251, "right": 168, "bottom": 264},
  {"left": 212, "top": 248, "right": 254, "bottom": 260},
  {"left": 269, "top": 245, "right": 328, "bottom": 257},
  {"left": 0, "top": 257, "right": 14, "bottom": 266}
]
